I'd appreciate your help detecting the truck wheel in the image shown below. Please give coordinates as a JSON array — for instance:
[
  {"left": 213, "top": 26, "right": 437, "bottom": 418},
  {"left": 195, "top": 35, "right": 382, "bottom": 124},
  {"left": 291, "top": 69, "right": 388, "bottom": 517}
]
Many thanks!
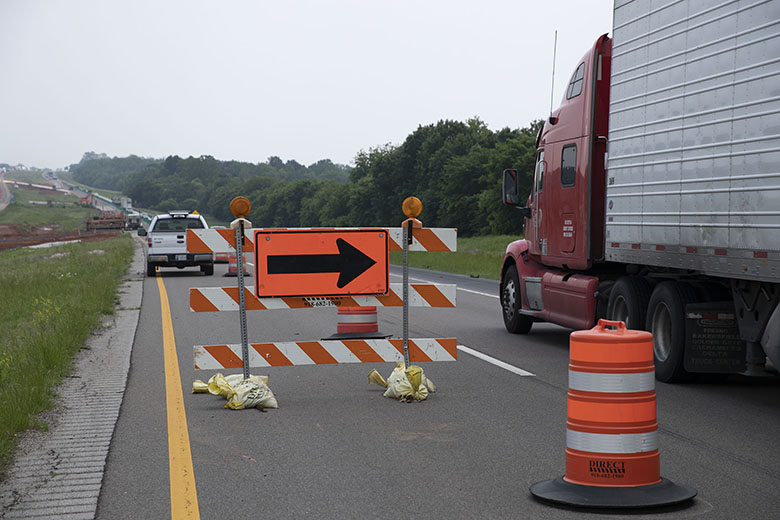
[
  {"left": 146, "top": 262, "right": 156, "bottom": 277},
  {"left": 646, "top": 281, "right": 698, "bottom": 383},
  {"left": 501, "top": 265, "right": 533, "bottom": 334},
  {"left": 607, "top": 276, "right": 651, "bottom": 330},
  {"left": 201, "top": 264, "right": 214, "bottom": 276}
]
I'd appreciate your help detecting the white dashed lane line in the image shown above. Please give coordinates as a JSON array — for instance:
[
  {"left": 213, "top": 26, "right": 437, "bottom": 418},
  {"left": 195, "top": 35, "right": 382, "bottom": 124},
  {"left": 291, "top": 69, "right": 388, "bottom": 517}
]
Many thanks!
[
  {"left": 458, "top": 345, "right": 535, "bottom": 376},
  {"left": 390, "top": 271, "right": 533, "bottom": 376}
]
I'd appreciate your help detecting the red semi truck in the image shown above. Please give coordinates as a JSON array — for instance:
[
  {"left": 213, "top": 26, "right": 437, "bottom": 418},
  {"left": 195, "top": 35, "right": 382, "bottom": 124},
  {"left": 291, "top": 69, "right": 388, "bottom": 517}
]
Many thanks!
[{"left": 500, "top": 0, "right": 780, "bottom": 382}]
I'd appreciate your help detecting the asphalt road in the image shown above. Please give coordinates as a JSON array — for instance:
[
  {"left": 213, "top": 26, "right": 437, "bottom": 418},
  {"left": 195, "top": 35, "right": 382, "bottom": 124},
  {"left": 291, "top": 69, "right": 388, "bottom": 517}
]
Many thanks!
[{"left": 96, "top": 262, "right": 780, "bottom": 519}]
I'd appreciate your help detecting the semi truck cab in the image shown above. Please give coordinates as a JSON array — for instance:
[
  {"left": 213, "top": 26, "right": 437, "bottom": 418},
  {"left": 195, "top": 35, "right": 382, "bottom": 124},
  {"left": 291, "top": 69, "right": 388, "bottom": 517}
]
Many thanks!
[{"left": 501, "top": 35, "right": 612, "bottom": 334}]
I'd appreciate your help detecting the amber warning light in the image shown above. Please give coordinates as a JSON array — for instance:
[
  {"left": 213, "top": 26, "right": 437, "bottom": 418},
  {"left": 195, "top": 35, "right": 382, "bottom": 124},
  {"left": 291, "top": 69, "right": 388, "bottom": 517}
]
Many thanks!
[
  {"left": 230, "top": 196, "right": 252, "bottom": 218},
  {"left": 254, "top": 229, "right": 389, "bottom": 298}
]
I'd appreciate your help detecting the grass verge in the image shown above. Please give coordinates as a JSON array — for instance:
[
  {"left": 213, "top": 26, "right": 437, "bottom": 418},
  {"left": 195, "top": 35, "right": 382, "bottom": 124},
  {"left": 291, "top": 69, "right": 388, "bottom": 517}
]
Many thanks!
[
  {"left": 389, "top": 234, "right": 521, "bottom": 280},
  {"left": 0, "top": 234, "right": 134, "bottom": 472},
  {"left": 0, "top": 187, "right": 97, "bottom": 232},
  {"left": 3, "top": 170, "right": 54, "bottom": 185}
]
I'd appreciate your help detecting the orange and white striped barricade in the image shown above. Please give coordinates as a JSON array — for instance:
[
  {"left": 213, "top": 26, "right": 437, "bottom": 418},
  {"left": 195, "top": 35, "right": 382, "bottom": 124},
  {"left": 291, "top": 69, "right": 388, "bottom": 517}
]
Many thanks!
[
  {"left": 188, "top": 226, "right": 456, "bottom": 339},
  {"left": 189, "top": 283, "right": 456, "bottom": 311},
  {"left": 530, "top": 320, "right": 696, "bottom": 509},
  {"left": 188, "top": 224, "right": 458, "bottom": 377},
  {"left": 194, "top": 338, "right": 457, "bottom": 370},
  {"left": 187, "top": 227, "right": 457, "bottom": 255}
]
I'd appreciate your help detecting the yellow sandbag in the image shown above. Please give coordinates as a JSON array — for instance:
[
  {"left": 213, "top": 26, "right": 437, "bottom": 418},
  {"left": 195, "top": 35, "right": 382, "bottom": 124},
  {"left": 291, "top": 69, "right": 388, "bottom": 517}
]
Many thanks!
[
  {"left": 378, "top": 362, "right": 435, "bottom": 401},
  {"left": 205, "top": 373, "right": 278, "bottom": 410},
  {"left": 405, "top": 365, "right": 423, "bottom": 390},
  {"left": 224, "top": 378, "right": 279, "bottom": 410}
]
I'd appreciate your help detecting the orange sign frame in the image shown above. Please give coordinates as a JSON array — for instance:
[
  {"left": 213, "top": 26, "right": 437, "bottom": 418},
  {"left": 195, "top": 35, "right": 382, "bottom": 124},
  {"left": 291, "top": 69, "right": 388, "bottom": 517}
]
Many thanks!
[{"left": 254, "top": 229, "right": 389, "bottom": 298}]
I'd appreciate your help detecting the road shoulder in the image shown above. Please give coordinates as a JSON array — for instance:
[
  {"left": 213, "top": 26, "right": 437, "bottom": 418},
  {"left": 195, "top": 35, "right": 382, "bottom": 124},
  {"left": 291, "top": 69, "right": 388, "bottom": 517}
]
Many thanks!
[{"left": 0, "top": 237, "right": 144, "bottom": 519}]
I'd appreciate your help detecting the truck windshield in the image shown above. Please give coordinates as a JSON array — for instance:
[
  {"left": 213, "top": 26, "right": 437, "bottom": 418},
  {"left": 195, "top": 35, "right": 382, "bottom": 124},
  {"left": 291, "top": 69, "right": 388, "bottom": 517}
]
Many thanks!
[{"left": 153, "top": 218, "right": 204, "bottom": 232}]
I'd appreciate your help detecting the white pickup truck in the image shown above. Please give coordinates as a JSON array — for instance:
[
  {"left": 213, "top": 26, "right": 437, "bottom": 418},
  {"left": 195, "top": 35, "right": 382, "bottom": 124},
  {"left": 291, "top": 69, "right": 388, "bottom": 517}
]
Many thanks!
[{"left": 138, "top": 211, "right": 214, "bottom": 276}]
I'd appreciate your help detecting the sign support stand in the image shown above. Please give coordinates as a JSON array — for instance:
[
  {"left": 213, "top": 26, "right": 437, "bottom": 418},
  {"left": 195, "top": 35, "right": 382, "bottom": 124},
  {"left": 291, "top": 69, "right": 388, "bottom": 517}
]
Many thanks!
[
  {"left": 402, "top": 220, "right": 411, "bottom": 367},
  {"left": 235, "top": 220, "right": 250, "bottom": 380},
  {"left": 228, "top": 197, "right": 254, "bottom": 381},
  {"left": 400, "top": 197, "right": 423, "bottom": 368}
]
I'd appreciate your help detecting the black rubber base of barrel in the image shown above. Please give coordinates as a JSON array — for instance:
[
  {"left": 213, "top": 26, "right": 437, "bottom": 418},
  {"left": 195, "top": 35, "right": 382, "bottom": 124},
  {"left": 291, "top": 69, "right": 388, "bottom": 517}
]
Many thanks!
[
  {"left": 530, "top": 477, "right": 697, "bottom": 509},
  {"left": 323, "top": 332, "right": 392, "bottom": 340}
]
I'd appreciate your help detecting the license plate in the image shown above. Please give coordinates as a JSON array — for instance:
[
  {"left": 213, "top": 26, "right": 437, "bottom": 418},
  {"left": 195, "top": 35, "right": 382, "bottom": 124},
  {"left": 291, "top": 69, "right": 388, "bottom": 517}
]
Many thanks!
[{"left": 176, "top": 254, "right": 188, "bottom": 261}]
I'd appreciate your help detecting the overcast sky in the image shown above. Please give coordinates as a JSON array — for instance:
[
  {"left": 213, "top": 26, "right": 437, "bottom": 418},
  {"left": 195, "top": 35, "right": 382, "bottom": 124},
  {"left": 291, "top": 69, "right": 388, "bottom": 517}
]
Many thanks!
[{"left": 1, "top": 1, "right": 613, "bottom": 169}]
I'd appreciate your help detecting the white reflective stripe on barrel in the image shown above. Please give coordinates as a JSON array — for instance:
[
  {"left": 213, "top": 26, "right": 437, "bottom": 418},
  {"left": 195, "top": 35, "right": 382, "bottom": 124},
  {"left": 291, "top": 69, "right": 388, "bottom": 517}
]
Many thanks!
[
  {"left": 566, "top": 429, "right": 658, "bottom": 453},
  {"left": 338, "top": 314, "right": 377, "bottom": 323},
  {"left": 568, "top": 370, "right": 654, "bottom": 393}
]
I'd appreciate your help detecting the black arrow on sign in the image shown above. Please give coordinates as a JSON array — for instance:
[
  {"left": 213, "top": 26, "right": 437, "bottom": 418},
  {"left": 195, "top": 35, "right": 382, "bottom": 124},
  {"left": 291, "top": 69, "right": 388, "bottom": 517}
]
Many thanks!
[{"left": 267, "top": 238, "right": 377, "bottom": 288}]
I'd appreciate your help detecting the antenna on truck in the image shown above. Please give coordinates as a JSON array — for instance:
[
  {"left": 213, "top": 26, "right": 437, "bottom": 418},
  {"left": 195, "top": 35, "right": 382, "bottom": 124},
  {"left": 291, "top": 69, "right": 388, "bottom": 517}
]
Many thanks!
[{"left": 549, "top": 30, "right": 558, "bottom": 125}]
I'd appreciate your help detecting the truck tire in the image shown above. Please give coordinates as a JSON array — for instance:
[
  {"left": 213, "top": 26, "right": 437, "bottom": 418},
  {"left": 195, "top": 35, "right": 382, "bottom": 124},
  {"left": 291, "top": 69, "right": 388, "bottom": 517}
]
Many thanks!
[
  {"left": 146, "top": 262, "right": 156, "bottom": 277},
  {"left": 607, "top": 276, "right": 651, "bottom": 330},
  {"left": 646, "top": 281, "right": 698, "bottom": 383},
  {"left": 501, "top": 264, "right": 533, "bottom": 334},
  {"left": 201, "top": 264, "right": 214, "bottom": 276}
]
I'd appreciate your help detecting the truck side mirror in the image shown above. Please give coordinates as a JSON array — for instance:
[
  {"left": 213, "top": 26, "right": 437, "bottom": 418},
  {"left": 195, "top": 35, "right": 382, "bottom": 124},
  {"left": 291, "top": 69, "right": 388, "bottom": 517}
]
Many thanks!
[
  {"left": 137, "top": 228, "right": 147, "bottom": 237},
  {"left": 502, "top": 169, "right": 531, "bottom": 218},
  {"left": 502, "top": 169, "right": 521, "bottom": 205}
]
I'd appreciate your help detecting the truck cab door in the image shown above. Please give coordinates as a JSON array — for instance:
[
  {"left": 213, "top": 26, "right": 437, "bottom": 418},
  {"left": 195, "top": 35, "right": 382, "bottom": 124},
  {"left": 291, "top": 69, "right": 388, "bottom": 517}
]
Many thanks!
[
  {"left": 529, "top": 149, "right": 546, "bottom": 257},
  {"left": 534, "top": 35, "right": 611, "bottom": 270}
]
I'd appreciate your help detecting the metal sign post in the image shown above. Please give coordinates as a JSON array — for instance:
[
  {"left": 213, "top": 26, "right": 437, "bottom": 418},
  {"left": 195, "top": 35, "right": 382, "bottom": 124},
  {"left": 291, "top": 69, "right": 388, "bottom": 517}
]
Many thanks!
[
  {"left": 402, "top": 221, "right": 411, "bottom": 367},
  {"left": 228, "top": 197, "right": 253, "bottom": 380},
  {"left": 235, "top": 220, "right": 250, "bottom": 380},
  {"left": 401, "top": 196, "right": 423, "bottom": 368}
]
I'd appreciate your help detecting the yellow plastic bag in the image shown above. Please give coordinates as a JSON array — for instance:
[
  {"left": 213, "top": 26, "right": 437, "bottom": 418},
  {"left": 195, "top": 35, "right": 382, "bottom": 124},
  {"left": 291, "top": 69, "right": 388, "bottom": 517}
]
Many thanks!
[
  {"left": 192, "top": 380, "right": 209, "bottom": 393},
  {"left": 370, "top": 362, "right": 435, "bottom": 402},
  {"left": 201, "top": 373, "right": 278, "bottom": 410},
  {"left": 367, "top": 369, "right": 387, "bottom": 388},
  {"left": 207, "top": 373, "right": 236, "bottom": 399}
]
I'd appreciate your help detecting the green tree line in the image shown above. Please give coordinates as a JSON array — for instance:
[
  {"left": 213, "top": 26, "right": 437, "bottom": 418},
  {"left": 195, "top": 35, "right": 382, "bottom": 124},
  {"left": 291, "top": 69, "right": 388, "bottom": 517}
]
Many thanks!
[{"left": 69, "top": 117, "right": 540, "bottom": 235}]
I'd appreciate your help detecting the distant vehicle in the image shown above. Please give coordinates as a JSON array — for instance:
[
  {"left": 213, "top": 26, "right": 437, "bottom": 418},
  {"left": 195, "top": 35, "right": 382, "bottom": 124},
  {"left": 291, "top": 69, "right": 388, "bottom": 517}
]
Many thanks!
[
  {"left": 138, "top": 211, "right": 214, "bottom": 276},
  {"left": 125, "top": 211, "right": 142, "bottom": 230}
]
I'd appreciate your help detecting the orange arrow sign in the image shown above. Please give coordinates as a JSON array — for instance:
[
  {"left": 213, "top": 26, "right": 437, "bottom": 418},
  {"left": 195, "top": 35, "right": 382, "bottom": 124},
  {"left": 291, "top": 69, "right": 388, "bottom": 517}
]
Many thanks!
[{"left": 254, "top": 229, "right": 388, "bottom": 297}]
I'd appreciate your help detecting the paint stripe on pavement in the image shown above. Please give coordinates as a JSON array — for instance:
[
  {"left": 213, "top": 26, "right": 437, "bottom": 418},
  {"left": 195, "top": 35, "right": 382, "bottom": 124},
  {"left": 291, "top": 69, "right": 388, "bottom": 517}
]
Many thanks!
[{"left": 458, "top": 345, "right": 535, "bottom": 376}]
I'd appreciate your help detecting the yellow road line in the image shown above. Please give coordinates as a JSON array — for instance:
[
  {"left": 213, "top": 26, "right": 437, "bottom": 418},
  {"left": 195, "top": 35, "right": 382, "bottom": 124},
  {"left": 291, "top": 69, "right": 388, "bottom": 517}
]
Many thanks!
[{"left": 156, "top": 274, "right": 201, "bottom": 519}]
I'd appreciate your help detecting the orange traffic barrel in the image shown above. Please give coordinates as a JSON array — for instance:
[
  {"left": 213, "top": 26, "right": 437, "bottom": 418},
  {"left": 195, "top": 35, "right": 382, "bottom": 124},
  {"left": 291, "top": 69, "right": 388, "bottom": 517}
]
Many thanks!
[
  {"left": 325, "top": 306, "right": 391, "bottom": 340},
  {"left": 530, "top": 320, "right": 696, "bottom": 509},
  {"left": 226, "top": 254, "right": 250, "bottom": 277}
]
